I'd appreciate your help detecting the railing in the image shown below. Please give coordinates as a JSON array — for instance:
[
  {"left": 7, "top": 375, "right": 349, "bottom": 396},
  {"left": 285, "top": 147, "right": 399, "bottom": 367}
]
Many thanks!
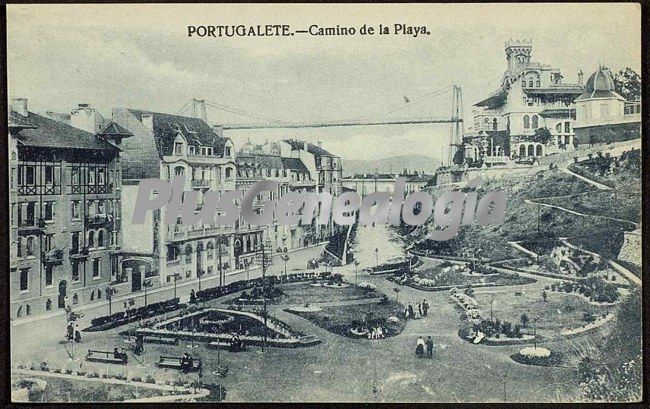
[{"left": 191, "top": 179, "right": 211, "bottom": 188}]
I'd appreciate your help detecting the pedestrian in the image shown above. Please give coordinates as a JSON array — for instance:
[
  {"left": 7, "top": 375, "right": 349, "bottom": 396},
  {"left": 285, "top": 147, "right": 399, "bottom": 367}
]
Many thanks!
[
  {"left": 189, "top": 289, "right": 197, "bottom": 304},
  {"left": 66, "top": 322, "right": 74, "bottom": 341},
  {"left": 74, "top": 326, "right": 82, "bottom": 343},
  {"left": 415, "top": 336, "right": 425, "bottom": 357},
  {"left": 407, "top": 302, "right": 414, "bottom": 319},
  {"left": 416, "top": 302, "right": 422, "bottom": 318},
  {"left": 422, "top": 299, "right": 429, "bottom": 317},
  {"left": 426, "top": 336, "right": 434, "bottom": 358}
]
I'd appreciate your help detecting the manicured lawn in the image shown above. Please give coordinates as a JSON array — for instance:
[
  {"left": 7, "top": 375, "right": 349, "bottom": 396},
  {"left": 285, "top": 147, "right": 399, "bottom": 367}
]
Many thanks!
[
  {"left": 288, "top": 299, "right": 405, "bottom": 338},
  {"left": 13, "top": 375, "right": 172, "bottom": 402},
  {"left": 473, "top": 290, "right": 611, "bottom": 340},
  {"left": 274, "top": 283, "right": 380, "bottom": 305}
]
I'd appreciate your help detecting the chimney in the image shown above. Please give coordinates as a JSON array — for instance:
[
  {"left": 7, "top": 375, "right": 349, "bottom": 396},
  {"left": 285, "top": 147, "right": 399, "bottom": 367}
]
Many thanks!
[
  {"left": 578, "top": 70, "right": 584, "bottom": 86},
  {"left": 303, "top": 141, "right": 308, "bottom": 151},
  {"left": 212, "top": 125, "right": 223, "bottom": 137},
  {"left": 192, "top": 99, "right": 207, "bottom": 122},
  {"left": 317, "top": 141, "right": 322, "bottom": 148},
  {"left": 11, "top": 98, "right": 28, "bottom": 117},
  {"left": 141, "top": 114, "right": 154, "bottom": 131},
  {"left": 71, "top": 103, "right": 106, "bottom": 133}
]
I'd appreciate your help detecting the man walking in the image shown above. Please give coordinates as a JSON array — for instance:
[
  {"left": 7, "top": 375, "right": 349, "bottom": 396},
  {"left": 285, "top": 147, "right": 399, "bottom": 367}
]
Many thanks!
[
  {"left": 422, "top": 299, "right": 429, "bottom": 317},
  {"left": 426, "top": 336, "right": 434, "bottom": 358}
]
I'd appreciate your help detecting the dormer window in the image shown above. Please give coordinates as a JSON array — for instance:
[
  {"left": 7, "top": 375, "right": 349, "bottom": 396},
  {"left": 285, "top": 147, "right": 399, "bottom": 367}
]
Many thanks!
[
  {"left": 225, "top": 146, "right": 232, "bottom": 156},
  {"left": 207, "top": 147, "right": 213, "bottom": 156},
  {"left": 174, "top": 142, "right": 184, "bottom": 155},
  {"left": 188, "top": 146, "right": 196, "bottom": 155}
]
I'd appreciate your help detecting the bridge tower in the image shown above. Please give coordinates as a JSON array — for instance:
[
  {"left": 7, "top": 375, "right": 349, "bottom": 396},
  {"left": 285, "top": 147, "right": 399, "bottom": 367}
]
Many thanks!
[{"left": 448, "top": 85, "right": 464, "bottom": 166}]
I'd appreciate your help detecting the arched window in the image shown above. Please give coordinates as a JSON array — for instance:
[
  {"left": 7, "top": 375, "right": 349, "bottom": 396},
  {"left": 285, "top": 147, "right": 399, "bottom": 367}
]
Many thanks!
[
  {"left": 88, "top": 231, "right": 95, "bottom": 248},
  {"left": 536, "top": 144, "right": 543, "bottom": 156},
  {"left": 16, "top": 306, "right": 22, "bottom": 318},
  {"left": 98, "top": 230, "right": 104, "bottom": 247},
  {"left": 523, "top": 115, "right": 530, "bottom": 129},
  {"left": 556, "top": 123, "right": 562, "bottom": 133},
  {"left": 564, "top": 122, "right": 570, "bottom": 133},
  {"left": 521, "top": 79, "right": 526, "bottom": 88},
  {"left": 536, "top": 78, "right": 541, "bottom": 87},
  {"left": 207, "top": 242, "right": 214, "bottom": 259},
  {"left": 26, "top": 236, "right": 34, "bottom": 256},
  {"left": 527, "top": 145, "right": 535, "bottom": 157},
  {"left": 46, "top": 299, "right": 52, "bottom": 311},
  {"left": 492, "top": 118, "right": 498, "bottom": 131},
  {"left": 174, "top": 166, "right": 184, "bottom": 176},
  {"left": 225, "top": 168, "right": 232, "bottom": 179},
  {"left": 97, "top": 289, "right": 102, "bottom": 299},
  {"left": 185, "top": 244, "right": 192, "bottom": 264},
  {"left": 90, "top": 291, "right": 95, "bottom": 301},
  {"left": 26, "top": 305, "right": 31, "bottom": 316},
  {"left": 528, "top": 78, "right": 534, "bottom": 87},
  {"left": 531, "top": 115, "right": 539, "bottom": 129}
]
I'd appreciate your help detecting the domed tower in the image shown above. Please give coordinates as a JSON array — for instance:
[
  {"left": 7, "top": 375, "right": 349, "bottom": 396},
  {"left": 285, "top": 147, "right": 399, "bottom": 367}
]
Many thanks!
[{"left": 505, "top": 39, "right": 532, "bottom": 73}]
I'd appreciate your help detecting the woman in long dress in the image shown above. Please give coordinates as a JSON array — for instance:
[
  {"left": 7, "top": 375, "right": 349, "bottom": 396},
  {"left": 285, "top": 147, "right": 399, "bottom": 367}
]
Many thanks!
[{"left": 415, "top": 336, "right": 425, "bottom": 357}]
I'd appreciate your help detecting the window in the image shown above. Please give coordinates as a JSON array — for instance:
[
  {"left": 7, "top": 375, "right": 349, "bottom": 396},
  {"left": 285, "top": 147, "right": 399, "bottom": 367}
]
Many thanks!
[
  {"left": 536, "top": 78, "right": 541, "bottom": 87},
  {"left": 225, "top": 146, "right": 231, "bottom": 156},
  {"left": 26, "top": 305, "right": 31, "bottom": 316},
  {"left": 98, "top": 230, "right": 104, "bottom": 247},
  {"left": 185, "top": 245, "right": 192, "bottom": 264},
  {"left": 44, "top": 165, "right": 54, "bottom": 185},
  {"left": 528, "top": 78, "right": 534, "bottom": 87},
  {"left": 556, "top": 123, "right": 562, "bottom": 133},
  {"left": 44, "top": 234, "right": 54, "bottom": 252},
  {"left": 523, "top": 115, "right": 530, "bottom": 129},
  {"left": 26, "top": 237, "right": 34, "bottom": 256},
  {"left": 46, "top": 299, "right": 52, "bottom": 311},
  {"left": 531, "top": 115, "right": 539, "bottom": 129},
  {"left": 72, "top": 293, "right": 78, "bottom": 305},
  {"left": 225, "top": 168, "right": 232, "bottom": 179},
  {"left": 189, "top": 146, "right": 196, "bottom": 155},
  {"left": 44, "top": 201, "right": 55, "bottom": 221},
  {"left": 207, "top": 148, "right": 213, "bottom": 156},
  {"left": 93, "top": 259, "right": 100, "bottom": 277},
  {"left": 521, "top": 79, "right": 525, "bottom": 88},
  {"left": 98, "top": 168, "right": 106, "bottom": 185},
  {"left": 201, "top": 147, "right": 207, "bottom": 155},
  {"left": 174, "top": 166, "right": 184, "bottom": 176},
  {"left": 71, "top": 201, "right": 81, "bottom": 219},
  {"left": 17, "top": 237, "right": 22, "bottom": 258},
  {"left": 72, "top": 262, "right": 80, "bottom": 282},
  {"left": 25, "top": 166, "right": 35, "bottom": 185},
  {"left": 88, "top": 168, "right": 96, "bottom": 185},
  {"left": 20, "top": 269, "right": 29, "bottom": 291},
  {"left": 71, "top": 232, "right": 80, "bottom": 254},
  {"left": 45, "top": 265, "right": 53, "bottom": 286},
  {"left": 600, "top": 104, "right": 610, "bottom": 118},
  {"left": 492, "top": 118, "right": 498, "bottom": 131},
  {"left": 88, "top": 230, "right": 95, "bottom": 248},
  {"left": 70, "top": 167, "right": 81, "bottom": 185},
  {"left": 564, "top": 122, "right": 570, "bottom": 134},
  {"left": 175, "top": 142, "right": 184, "bottom": 155}
]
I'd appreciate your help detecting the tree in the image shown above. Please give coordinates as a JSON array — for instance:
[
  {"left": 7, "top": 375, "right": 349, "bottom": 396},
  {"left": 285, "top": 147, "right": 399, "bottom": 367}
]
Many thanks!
[
  {"left": 520, "top": 313, "right": 529, "bottom": 328},
  {"left": 532, "top": 127, "right": 552, "bottom": 144},
  {"left": 612, "top": 67, "right": 641, "bottom": 101}
]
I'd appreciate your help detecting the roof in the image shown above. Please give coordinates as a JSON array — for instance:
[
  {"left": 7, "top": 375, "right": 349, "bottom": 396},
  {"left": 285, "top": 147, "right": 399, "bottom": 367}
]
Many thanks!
[
  {"left": 281, "top": 157, "right": 309, "bottom": 173},
  {"left": 283, "top": 139, "right": 338, "bottom": 158},
  {"left": 236, "top": 154, "right": 284, "bottom": 169},
  {"left": 575, "top": 68, "right": 625, "bottom": 101},
  {"left": 539, "top": 108, "right": 576, "bottom": 119},
  {"left": 474, "top": 89, "right": 508, "bottom": 109},
  {"left": 12, "top": 111, "right": 119, "bottom": 152},
  {"left": 8, "top": 111, "right": 36, "bottom": 130},
  {"left": 126, "top": 109, "right": 229, "bottom": 157},
  {"left": 99, "top": 121, "right": 134, "bottom": 139}
]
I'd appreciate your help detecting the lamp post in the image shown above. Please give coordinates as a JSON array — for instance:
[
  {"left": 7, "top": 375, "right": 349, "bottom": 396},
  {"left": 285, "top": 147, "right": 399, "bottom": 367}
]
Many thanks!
[
  {"left": 280, "top": 249, "right": 290, "bottom": 282},
  {"left": 106, "top": 286, "right": 118, "bottom": 316},
  {"left": 532, "top": 316, "right": 540, "bottom": 349},
  {"left": 172, "top": 273, "right": 181, "bottom": 299},
  {"left": 374, "top": 247, "right": 379, "bottom": 267},
  {"left": 197, "top": 269, "right": 204, "bottom": 292},
  {"left": 142, "top": 279, "right": 153, "bottom": 307},
  {"left": 217, "top": 238, "right": 228, "bottom": 290},
  {"left": 354, "top": 260, "right": 360, "bottom": 285}
]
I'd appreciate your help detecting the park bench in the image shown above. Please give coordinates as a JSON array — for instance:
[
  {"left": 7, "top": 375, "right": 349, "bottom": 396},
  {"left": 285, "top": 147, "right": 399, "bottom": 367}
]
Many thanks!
[
  {"left": 144, "top": 334, "right": 179, "bottom": 345},
  {"left": 207, "top": 340, "right": 246, "bottom": 352},
  {"left": 85, "top": 349, "right": 128, "bottom": 365},
  {"left": 156, "top": 355, "right": 202, "bottom": 372}
]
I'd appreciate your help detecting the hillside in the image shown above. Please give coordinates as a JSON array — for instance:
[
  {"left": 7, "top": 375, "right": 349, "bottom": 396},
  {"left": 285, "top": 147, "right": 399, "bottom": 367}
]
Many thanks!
[
  {"left": 406, "top": 152, "right": 640, "bottom": 262},
  {"left": 342, "top": 155, "right": 439, "bottom": 177}
]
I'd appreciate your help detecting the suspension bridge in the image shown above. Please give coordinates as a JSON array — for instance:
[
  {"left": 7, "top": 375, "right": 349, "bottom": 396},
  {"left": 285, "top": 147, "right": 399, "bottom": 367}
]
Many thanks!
[{"left": 178, "top": 85, "right": 465, "bottom": 165}]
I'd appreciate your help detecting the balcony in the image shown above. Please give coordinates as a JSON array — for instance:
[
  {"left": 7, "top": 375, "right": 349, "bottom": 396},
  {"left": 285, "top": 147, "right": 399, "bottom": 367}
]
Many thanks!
[
  {"left": 43, "top": 249, "right": 64, "bottom": 265},
  {"left": 70, "top": 247, "right": 90, "bottom": 260},
  {"left": 86, "top": 213, "right": 112, "bottom": 226},
  {"left": 191, "top": 179, "right": 211, "bottom": 188}
]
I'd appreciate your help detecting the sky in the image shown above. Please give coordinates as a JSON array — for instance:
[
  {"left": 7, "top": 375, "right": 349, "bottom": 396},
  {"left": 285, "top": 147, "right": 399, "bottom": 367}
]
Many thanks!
[{"left": 7, "top": 3, "right": 641, "bottom": 160}]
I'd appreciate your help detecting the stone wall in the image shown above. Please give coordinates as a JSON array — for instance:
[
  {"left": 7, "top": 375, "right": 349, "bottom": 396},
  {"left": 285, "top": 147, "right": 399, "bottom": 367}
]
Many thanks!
[{"left": 617, "top": 228, "right": 641, "bottom": 267}]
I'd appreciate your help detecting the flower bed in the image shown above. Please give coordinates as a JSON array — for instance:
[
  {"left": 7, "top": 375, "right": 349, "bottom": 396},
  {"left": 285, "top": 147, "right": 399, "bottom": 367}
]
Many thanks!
[{"left": 510, "top": 348, "right": 563, "bottom": 367}]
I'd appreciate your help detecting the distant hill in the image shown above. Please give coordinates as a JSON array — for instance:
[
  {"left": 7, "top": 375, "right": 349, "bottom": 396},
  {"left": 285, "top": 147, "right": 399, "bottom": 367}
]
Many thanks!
[{"left": 342, "top": 155, "right": 439, "bottom": 177}]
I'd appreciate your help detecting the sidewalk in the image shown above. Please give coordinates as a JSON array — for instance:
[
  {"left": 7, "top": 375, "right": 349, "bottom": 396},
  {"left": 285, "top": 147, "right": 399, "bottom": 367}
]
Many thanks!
[{"left": 10, "top": 242, "right": 327, "bottom": 328}]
